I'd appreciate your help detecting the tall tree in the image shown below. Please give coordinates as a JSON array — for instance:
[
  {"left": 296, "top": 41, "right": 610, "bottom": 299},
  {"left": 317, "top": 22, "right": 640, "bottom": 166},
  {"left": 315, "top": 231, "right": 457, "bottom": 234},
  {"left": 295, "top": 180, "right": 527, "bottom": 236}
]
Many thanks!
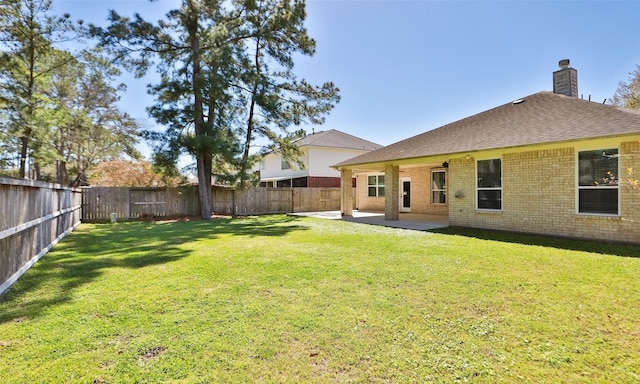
[
  {"left": 92, "top": 0, "right": 234, "bottom": 218},
  {"left": 0, "top": 0, "right": 74, "bottom": 178},
  {"left": 611, "top": 65, "right": 640, "bottom": 110},
  {"left": 49, "top": 49, "right": 141, "bottom": 186},
  {"left": 91, "top": 0, "right": 339, "bottom": 219},
  {"left": 0, "top": 100, "right": 18, "bottom": 174},
  {"left": 234, "top": 0, "right": 339, "bottom": 187}
]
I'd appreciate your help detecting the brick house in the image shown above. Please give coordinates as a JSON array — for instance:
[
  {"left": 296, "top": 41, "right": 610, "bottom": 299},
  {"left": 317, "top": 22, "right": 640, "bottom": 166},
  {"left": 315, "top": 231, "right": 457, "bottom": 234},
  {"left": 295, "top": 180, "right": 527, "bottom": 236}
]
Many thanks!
[
  {"left": 257, "top": 129, "right": 382, "bottom": 188},
  {"left": 334, "top": 61, "right": 640, "bottom": 244}
]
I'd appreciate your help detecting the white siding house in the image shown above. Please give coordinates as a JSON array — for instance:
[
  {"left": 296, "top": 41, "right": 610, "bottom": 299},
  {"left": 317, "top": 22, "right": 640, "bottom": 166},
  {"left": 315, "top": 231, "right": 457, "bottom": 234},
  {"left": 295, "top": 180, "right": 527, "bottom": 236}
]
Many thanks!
[{"left": 258, "top": 129, "right": 382, "bottom": 187}]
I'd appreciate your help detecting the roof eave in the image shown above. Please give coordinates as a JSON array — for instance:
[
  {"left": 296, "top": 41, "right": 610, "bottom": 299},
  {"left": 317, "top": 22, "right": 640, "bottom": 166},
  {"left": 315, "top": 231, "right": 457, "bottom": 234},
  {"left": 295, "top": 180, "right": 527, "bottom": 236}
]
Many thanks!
[{"left": 335, "top": 132, "right": 640, "bottom": 170}]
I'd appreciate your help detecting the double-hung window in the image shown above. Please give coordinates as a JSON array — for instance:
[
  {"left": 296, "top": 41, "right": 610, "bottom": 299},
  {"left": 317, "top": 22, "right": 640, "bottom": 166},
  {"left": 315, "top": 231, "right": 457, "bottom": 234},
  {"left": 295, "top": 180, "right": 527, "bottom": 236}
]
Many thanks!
[
  {"left": 477, "top": 159, "right": 502, "bottom": 210},
  {"left": 431, "top": 171, "right": 446, "bottom": 204},
  {"left": 281, "top": 157, "right": 290, "bottom": 170},
  {"left": 577, "top": 149, "right": 619, "bottom": 215},
  {"left": 368, "top": 175, "right": 385, "bottom": 197}
]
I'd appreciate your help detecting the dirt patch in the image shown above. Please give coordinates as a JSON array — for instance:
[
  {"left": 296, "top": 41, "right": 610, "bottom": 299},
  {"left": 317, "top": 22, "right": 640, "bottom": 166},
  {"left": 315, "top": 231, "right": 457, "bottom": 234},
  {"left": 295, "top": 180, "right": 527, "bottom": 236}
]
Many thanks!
[{"left": 140, "top": 346, "right": 167, "bottom": 360}]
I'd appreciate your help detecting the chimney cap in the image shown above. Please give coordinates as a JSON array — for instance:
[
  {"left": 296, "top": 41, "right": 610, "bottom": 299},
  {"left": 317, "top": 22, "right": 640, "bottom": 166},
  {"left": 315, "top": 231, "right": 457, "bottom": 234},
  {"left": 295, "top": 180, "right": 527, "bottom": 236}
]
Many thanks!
[{"left": 558, "top": 59, "right": 570, "bottom": 69}]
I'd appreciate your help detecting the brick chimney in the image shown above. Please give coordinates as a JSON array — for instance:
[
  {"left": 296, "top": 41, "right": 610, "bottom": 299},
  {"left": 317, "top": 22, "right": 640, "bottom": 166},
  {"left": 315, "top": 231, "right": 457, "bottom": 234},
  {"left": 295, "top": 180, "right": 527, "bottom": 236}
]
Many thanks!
[{"left": 553, "top": 59, "right": 578, "bottom": 97}]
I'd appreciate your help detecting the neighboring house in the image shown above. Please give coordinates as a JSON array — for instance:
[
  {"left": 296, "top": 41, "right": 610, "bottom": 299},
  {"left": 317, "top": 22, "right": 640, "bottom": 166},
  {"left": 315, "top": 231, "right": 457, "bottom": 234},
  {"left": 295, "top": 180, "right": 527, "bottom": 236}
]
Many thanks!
[
  {"left": 334, "top": 60, "right": 640, "bottom": 244},
  {"left": 257, "top": 129, "right": 382, "bottom": 188}
]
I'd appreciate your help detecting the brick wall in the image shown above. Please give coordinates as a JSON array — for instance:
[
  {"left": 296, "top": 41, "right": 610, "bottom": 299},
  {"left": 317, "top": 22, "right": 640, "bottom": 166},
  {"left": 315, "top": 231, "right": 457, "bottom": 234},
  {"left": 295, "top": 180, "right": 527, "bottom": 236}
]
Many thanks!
[
  {"left": 356, "top": 166, "right": 448, "bottom": 215},
  {"left": 351, "top": 139, "right": 639, "bottom": 243},
  {"left": 402, "top": 167, "right": 449, "bottom": 215},
  {"left": 448, "top": 155, "right": 476, "bottom": 225},
  {"left": 449, "top": 141, "right": 640, "bottom": 244},
  {"left": 308, "top": 176, "right": 338, "bottom": 188},
  {"left": 356, "top": 174, "right": 385, "bottom": 211}
]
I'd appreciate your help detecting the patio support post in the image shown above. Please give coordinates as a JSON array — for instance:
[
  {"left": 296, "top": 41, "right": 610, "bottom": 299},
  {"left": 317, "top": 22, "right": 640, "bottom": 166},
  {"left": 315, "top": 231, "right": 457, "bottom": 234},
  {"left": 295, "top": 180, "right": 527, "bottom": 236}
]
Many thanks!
[
  {"left": 384, "top": 164, "right": 399, "bottom": 220},
  {"left": 340, "top": 168, "right": 353, "bottom": 217}
]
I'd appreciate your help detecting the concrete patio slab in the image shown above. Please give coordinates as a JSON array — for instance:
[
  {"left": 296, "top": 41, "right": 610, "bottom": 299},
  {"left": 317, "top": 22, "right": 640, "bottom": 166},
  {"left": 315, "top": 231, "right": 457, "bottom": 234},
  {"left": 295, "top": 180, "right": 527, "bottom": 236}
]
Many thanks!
[{"left": 289, "top": 211, "right": 449, "bottom": 231}]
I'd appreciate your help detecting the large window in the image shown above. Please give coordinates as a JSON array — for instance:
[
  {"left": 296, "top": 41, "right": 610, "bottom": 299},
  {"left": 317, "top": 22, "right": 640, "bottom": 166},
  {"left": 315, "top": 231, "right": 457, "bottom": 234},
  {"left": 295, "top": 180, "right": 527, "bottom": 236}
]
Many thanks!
[
  {"left": 368, "top": 175, "right": 385, "bottom": 197},
  {"left": 578, "top": 149, "right": 619, "bottom": 215},
  {"left": 477, "top": 159, "right": 502, "bottom": 210},
  {"left": 432, "top": 171, "right": 446, "bottom": 204}
]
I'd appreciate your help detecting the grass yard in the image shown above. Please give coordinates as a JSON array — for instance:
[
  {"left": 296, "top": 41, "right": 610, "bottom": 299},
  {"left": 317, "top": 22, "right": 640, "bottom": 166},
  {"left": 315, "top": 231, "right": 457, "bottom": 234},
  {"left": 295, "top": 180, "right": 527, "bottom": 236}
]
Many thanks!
[{"left": 1, "top": 215, "right": 639, "bottom": 383}]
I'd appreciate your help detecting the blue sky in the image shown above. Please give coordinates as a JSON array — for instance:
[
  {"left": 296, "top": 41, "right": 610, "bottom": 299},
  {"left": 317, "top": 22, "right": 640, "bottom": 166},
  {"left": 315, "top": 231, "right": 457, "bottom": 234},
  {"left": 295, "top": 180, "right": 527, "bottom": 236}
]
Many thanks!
[{"left": 54, "top": 0, "right": 640, "bottom": 151}]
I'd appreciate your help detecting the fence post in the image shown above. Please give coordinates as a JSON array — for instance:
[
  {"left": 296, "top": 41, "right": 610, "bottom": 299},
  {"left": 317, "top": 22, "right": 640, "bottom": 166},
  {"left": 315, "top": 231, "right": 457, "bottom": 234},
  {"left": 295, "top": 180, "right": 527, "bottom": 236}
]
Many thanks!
[
  {"left": 291, "top": 189, "right": 294, "bottom": 213},
  {"left": 232, "top": 189, "right": 236, "bottom": 217}
]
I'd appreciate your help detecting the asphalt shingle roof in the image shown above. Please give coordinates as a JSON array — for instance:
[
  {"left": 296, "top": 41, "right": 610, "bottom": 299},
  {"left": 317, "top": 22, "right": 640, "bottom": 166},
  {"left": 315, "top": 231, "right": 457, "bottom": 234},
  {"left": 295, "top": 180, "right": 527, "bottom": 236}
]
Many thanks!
[
  {"left": 335, "top": 91, "right": 640, "bottom": 168},
  {"left": 295, "top": 129, "right": 382, "bottom": 151}
]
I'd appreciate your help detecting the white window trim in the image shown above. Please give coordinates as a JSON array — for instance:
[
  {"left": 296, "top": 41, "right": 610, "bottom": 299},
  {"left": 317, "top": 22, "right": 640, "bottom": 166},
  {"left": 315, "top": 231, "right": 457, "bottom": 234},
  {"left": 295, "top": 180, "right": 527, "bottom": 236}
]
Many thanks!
[
  {"left": 575, "top": 148, "right": 621, "bottom": 216},
  {"left": 367, "top": 174, "right": 385, "bottom": 198},
  {"left": 476, "top": 158, "right": 502, "bottom": 211},
  {"left": 431, "top": 170, "right": 447, "bottom": 205},
  {"left": 281, "top": 157, "right": 290, "bottom": 170}
]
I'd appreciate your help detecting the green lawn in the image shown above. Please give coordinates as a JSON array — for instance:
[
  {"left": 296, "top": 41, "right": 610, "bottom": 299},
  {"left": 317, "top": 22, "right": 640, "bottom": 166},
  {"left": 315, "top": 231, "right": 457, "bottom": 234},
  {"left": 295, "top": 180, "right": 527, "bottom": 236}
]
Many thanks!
[{"left": 1, "top": 215, "right": 639, "bottom": 383}]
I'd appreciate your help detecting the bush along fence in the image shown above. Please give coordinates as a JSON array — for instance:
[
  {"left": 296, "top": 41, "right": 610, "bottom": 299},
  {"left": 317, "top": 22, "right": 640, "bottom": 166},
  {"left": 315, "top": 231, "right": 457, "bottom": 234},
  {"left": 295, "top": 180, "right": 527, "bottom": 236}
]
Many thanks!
[
  {"left": 81, "top": 186, "right": 353, "bottom": 222},
  {"left": 0, "top": 177, "right": 81, "bottom": 295}
]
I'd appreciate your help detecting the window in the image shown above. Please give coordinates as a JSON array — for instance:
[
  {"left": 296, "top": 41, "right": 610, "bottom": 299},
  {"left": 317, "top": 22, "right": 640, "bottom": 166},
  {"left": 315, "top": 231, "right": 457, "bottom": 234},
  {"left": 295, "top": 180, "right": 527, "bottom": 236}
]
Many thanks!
[
  {"left": 477, "top": 159, "right": 502, "bottom": 210},
  {"left": 432, "top": 171, "right": 446, "bottom": 204},
  {"left": 277, "top": 179, "right": 291, "bottom": 188},
  {"left": 578, "top": 149, "right": 619, "bottom": 215},
  {"left": 367, "top": 175, "right": 385, "bottom": 197},
  {"left": 281, "top": 157, "right": 290, "bottom": 170},
  {"left": 259, "top": 160, "right": 266, "bottom": 170}
]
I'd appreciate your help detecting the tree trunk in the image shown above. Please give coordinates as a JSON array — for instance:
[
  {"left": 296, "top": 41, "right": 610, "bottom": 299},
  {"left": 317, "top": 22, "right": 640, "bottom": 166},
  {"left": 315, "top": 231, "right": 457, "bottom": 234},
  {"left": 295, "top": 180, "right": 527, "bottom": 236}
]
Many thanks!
[
  {"left": 239, "top": 37, "right": 262, "bottom": 189},
  {"left": 240, "top": 88, "right": 257, "bottom": 189},
  {"left": 20, "top": 10, "right": 37, "bottom": 179},
  {"left": 34, "top": 163, "right": 41, "bottom": 180},
  {"left": 188, "top": 2, "right": 212, "bottom": 219},
  {"left": 56, "top": 160, "right": 68, "bottom": 185},
  {"left": 19, "top": 135, "right": 28, "bottom": 178},
  {"left": 196, "top": 154, "right": 212, "bottom": 219}
]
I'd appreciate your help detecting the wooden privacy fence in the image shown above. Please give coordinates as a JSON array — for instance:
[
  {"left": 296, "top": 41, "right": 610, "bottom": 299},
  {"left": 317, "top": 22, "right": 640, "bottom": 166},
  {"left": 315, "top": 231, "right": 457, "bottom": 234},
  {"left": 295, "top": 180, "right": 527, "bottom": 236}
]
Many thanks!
[
  {"left": 81, "top": 186, "right": 201, "bottom": 221},
  {"left": 82, "top": 186, "right": 352, "bottom": 221},
  {"left": 0, "top": 177, "right": 81, "bottom": 295}
]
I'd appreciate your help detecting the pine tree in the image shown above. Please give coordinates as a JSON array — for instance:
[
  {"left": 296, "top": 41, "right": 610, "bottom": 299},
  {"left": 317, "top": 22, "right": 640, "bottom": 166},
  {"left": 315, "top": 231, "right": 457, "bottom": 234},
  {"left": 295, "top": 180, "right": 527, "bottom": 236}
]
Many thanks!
[
  {"left": 91, "top": 0, "right": 339, "bottom": 219},
  {"left": 49, "top": 49, "right": 141, "bottom": 186},
  {"left": 0, "top": 0, "right": 75, "bottom": 178},
  {"left": 234, "top": 0, "right": 339, "bottom": 188}
]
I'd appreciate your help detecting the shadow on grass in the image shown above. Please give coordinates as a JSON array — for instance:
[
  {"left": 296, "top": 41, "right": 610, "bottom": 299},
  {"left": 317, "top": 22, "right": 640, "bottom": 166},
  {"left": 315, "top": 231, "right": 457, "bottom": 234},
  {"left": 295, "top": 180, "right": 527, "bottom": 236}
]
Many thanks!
[
  {"left": 0, "top": 214, "right": 307, "bottom": 324},
  {"left": 429, "top": 226, "right": 640, "bottom": 258}
]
